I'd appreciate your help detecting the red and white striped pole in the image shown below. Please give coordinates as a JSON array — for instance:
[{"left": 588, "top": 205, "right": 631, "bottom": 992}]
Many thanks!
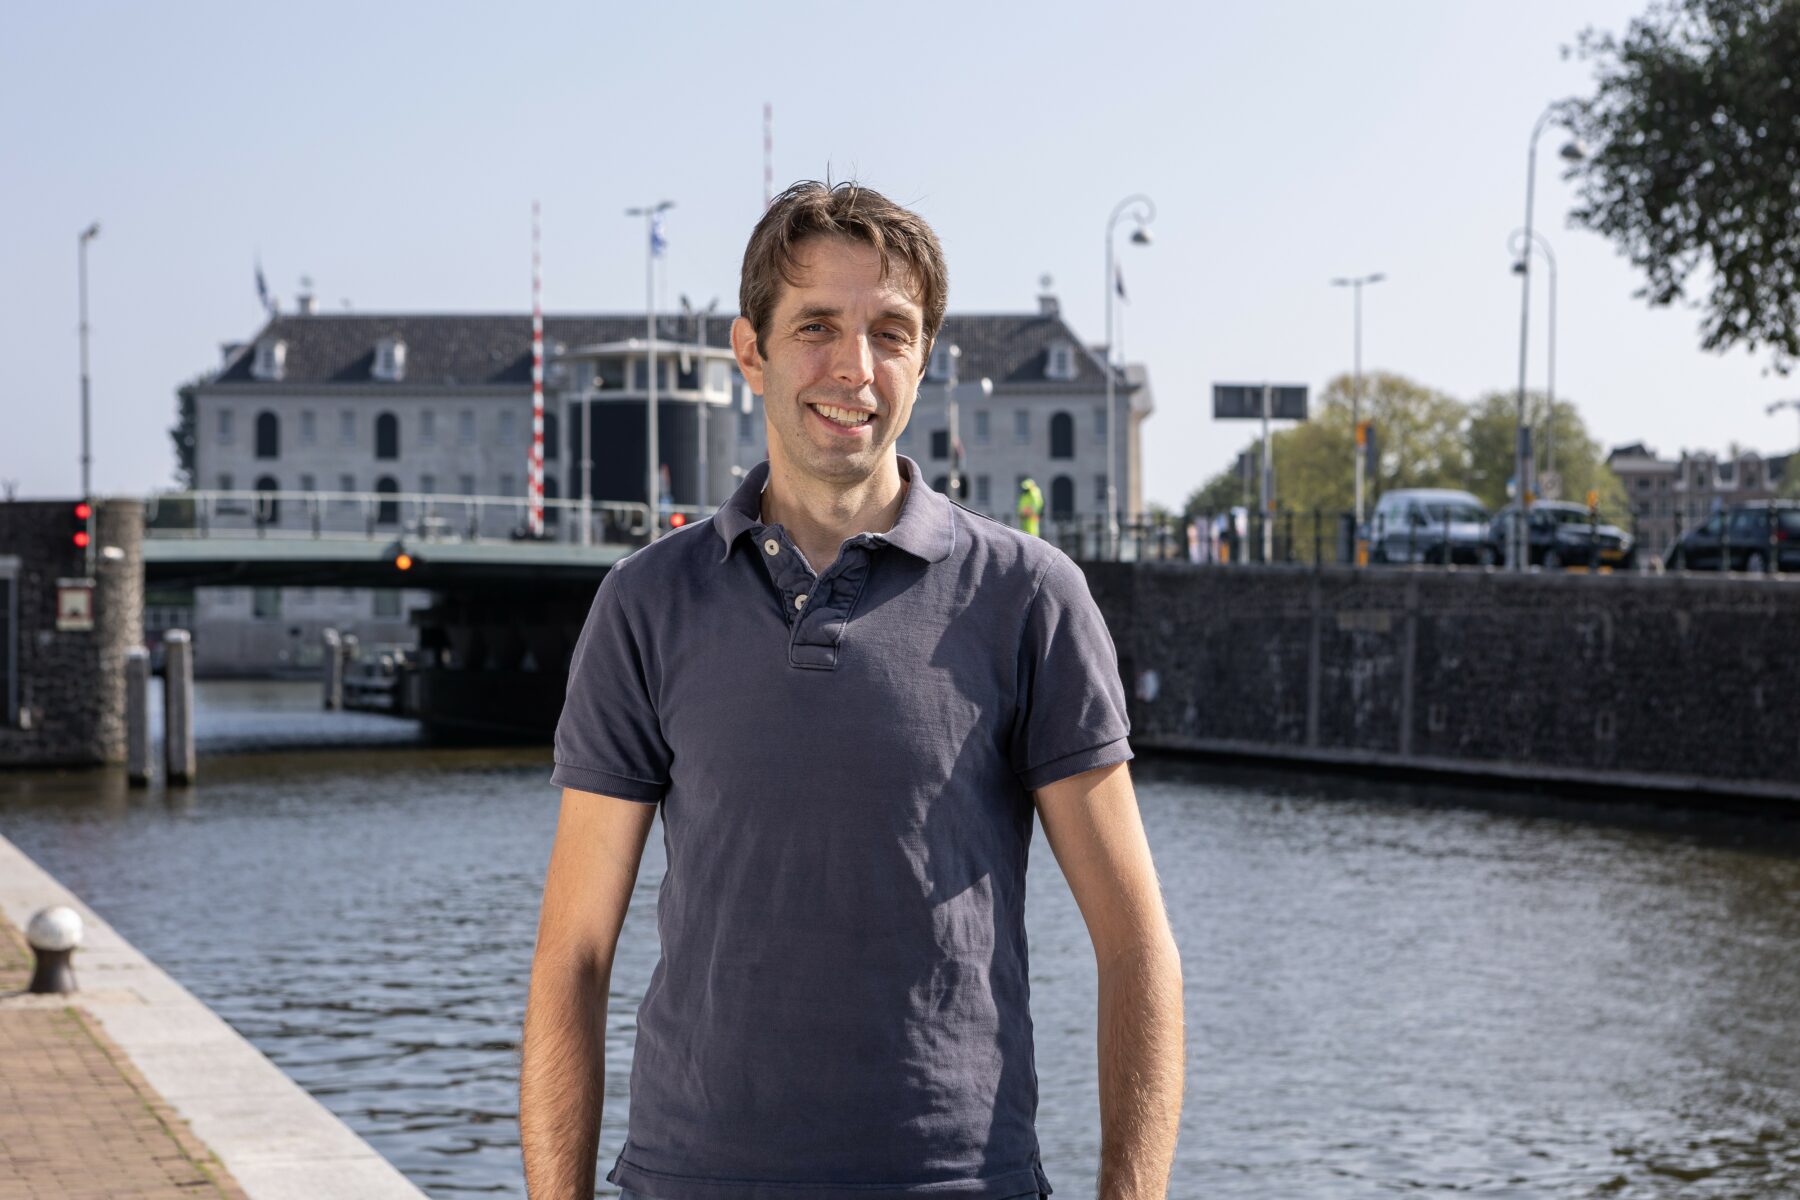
[{"left": 529, "top": 201, "right": 545, "bottom": 537}]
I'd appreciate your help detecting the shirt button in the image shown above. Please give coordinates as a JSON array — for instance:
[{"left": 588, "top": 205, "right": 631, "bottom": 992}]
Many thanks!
[
  {"left": 763, "top": 538, "right": 780, "bottom": 556},
  {"left": 794, "top": 594, "right": 808, "bottom": 609}
]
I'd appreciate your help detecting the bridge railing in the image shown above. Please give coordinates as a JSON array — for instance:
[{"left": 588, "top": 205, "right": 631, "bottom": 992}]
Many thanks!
[{"left": 144, "top": 490, "right": 663, "bottom": 546}]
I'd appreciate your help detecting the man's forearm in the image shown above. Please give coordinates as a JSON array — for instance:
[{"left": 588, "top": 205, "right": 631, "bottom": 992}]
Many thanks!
[
  {"left": 519, "top": 952, "right": 610, "bottom": 1199},
  {"left": 1096, "top": 937, "right": 1184, "bottom": 1199}
]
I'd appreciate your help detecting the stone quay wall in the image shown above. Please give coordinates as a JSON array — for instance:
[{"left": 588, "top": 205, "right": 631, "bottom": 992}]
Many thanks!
[
  {"left": 0, "top": 499, "right": 144, "bottom": 767},
  {"left": 1084, "top": 562, "right": 1800, "bottom": 802}
]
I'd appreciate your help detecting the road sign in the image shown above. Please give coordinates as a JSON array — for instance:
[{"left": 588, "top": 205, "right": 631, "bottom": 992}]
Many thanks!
[{"left": 1213, "top": 384, "right": 1308, "bottom": 421}]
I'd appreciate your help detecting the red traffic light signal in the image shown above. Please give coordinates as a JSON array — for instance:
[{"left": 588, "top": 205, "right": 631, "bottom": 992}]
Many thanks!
[
  {"left": 669, "top": 512, "right": 687, "bottom": 528},
  {"left": 73, "top": 501, "right": 91, "bottom": 549}
]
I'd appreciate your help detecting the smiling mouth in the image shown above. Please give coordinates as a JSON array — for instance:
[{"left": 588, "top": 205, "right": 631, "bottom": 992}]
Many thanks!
[{"left": 808, "top": 402, "right": 876, "bottom": 430}]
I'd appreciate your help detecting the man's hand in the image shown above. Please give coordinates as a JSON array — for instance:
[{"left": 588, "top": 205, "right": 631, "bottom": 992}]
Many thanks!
[
  {"left": 519, "top": 788, "right": 657, "bottom": 1199},
  {"left": 1036, "top": 762, "right": 1183, "bottom": 1199}
]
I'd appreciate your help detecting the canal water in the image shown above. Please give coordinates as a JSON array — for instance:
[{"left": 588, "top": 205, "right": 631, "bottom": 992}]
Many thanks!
[{"left": 2, "top": 681, "right": 1798, "bottom": 1198}]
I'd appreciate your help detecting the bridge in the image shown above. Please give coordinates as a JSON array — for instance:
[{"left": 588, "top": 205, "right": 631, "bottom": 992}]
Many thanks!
[{"left": 140, "top": 489, "right": 690, "bottom": 589}]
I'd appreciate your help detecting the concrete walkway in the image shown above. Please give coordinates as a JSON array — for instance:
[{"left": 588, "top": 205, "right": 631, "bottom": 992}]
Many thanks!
[{"left": 0, "top": 834, "right": 428, "bottom": 1200}]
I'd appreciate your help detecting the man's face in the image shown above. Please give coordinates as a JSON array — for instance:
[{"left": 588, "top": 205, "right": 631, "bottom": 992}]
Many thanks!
[{"left": 731, "top": 235, "right": 927, "bottom": 488}]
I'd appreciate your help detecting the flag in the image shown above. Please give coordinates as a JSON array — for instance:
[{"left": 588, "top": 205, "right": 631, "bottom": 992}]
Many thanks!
[
  {"left": 255, "top": 259, "right": 274, "bottom": 316},
  {"left": 650, "top": 212, "right": 668, "bottom": 258},
  {"left": 1115, "top": 264, "right": 1128, "bottom": 303}
]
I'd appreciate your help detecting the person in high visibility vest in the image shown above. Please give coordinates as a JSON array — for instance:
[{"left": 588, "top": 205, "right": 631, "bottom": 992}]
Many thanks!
[{"left": 1017, "top": 477, "right": 1044, "bottom": 537}]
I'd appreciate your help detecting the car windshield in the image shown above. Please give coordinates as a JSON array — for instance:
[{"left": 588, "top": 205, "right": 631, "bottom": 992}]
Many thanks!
[{"left": 1422, "top": 502, "right": 1486, "bottom": 523}]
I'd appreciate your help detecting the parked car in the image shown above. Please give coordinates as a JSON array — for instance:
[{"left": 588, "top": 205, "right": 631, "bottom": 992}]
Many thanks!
[
  {"left": 1366, "top": 488, "right": 1498, "bottom": 565},
  {"left": 1665, "top": 500, "right": 1800, "bottom": 572},
  {"left": 1490, "top": 500, "right": 1635, "bottom": 569}
]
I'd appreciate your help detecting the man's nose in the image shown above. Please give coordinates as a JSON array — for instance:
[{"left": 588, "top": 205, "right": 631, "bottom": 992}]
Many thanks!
[{"left": 831, "top": 332, "right": 876, "bottom": 389}]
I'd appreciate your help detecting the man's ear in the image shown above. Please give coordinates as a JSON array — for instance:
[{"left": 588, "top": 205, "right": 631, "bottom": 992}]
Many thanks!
[{"left": 730, "top": 316, "right": 765, "bottom": 396}]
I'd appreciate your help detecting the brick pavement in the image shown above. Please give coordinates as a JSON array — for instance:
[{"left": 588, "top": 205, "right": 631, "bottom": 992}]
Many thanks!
[{"left": 0, "top": 913, "right": 249, "bottom": 1200}]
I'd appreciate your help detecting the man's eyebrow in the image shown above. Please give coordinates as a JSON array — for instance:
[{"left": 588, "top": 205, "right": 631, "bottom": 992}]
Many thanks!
[{"left": 788, "top": 304, "right": 922, "bottom": 331}]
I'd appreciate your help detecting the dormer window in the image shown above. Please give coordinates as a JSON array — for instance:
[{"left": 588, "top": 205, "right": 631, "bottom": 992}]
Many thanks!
[
  {"left": 251, "top": 337, "right": 287, "bottom": 381},
  {"left": 1045, "top": 341, "right": 1077, "bottom": 382},
  {"left": 926, "top": 343, "right": 955, "bottom": 382},
  {"left": 373, "top": 336, "right": 407, "bottom": 382}
]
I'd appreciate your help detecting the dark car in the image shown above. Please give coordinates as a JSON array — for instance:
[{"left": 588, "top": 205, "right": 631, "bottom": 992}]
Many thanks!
[
  {"left": 1665, "top": 500, "right": 1800, "bottom": 573},
  {"left": 1490, "top": 501, "right": 1635, "bottom": 569}
]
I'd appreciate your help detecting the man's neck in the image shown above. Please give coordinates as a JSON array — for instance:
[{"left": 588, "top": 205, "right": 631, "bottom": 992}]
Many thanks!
[{"left": 760, "top": 455, "right": 908, "bottom": 573}]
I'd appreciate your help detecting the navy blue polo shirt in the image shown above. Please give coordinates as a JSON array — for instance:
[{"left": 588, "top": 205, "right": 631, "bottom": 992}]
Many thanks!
[{"left": 550, "top": 454, "right": 1132, "bottom": 1200}]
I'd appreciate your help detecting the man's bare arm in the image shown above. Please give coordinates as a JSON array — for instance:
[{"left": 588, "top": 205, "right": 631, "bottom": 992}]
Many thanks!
[
  {"left": 1036, "top": 762, "right": 1184, "bottom": 1200},
  {"left": 520, "top": 787, "right": 657, "bottom": 1200}
]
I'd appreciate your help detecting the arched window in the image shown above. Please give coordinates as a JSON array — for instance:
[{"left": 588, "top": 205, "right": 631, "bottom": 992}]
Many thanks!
[
  {"left": 543, "top": 410, "right": 559, "bottom": 460},
  {"left": 375, "top": 475, "right": 400, "bottom": 526},
  {"left": 1049, "top": 411, "right": 1075, "bottom": 459},
  {"left": 254, "top": 411, "right": 280, "bottom": 460},
  {"left": 254, "top": 474, "right": 280, "bottom": 524},
  {"left": 1050, "top": 475, "right": 1075, "bottom": 520},
  {"left": 543, "top": 475, "right": 560, "bottom": 526},
  {"left": 375, "top": 412, "right": 400, "bottom": 460}
]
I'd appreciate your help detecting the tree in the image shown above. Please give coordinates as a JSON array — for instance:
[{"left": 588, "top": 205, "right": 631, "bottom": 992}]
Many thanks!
[
  {"left": 1466, "top": 390, "right": 1631, "bottom": 520},
  {"left": 1566, "top": 0, "right": 1800, "bottom": 373},
  {"left": 170, "top": 380, "right": 199, "bottom": 489}
]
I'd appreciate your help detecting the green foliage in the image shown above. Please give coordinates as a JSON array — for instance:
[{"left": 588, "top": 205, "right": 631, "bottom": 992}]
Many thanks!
[
  {"left": 1566, "top": 0, "right": 1800, "bottom": 373},
  {"left": 1465, "top": 390, "right": 1627, "bottom": 519},
  {"left": 171, "top": 380, "right": 199, "bottom": 489}
]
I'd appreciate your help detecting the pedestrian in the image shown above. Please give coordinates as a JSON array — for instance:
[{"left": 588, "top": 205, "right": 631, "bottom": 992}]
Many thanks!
[
  {"left": 520, "top": 180, "right": 1184, "bottom": 1200},
  {"left": 1017, "top": 475, "right": 1045, "bottom": 537}
]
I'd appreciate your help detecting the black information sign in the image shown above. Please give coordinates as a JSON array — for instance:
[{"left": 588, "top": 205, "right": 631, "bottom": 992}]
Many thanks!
[{"left": 1213, "top": 384, "right": 1308, "bottom": 421}]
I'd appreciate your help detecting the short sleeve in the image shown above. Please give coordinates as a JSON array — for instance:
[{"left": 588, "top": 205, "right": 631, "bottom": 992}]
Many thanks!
[
  {"left": 550, "top": 567, "right": 671, "bottom": 803},
  {"left": 1010, "top": 550, "right": 1133, "bottom": 790}
]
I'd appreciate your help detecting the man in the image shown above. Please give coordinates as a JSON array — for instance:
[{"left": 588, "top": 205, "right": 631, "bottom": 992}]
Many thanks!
[
  {"left": 1017, "top": 477, "right": 1045, "bottom": 537},
  {"left": 520, "top": 181, "right": 1184, "bottom": 1200}
]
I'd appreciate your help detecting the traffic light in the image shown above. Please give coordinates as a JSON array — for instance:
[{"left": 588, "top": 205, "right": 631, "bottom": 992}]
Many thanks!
[
  {"left": 72, "top": 501, "right": 91, "bottom": 550},
  {"left": 393, "top": 551, "right": 414, "bottom": 571},
  {"left": 669, "top": 512, "right": 687, "bottom": 529}
]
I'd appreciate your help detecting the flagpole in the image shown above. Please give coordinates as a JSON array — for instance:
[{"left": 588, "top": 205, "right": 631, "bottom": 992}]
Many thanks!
[
  {"left": 626, "top": 201, "right": 674, "bottom": 540},
  {"left": 528, "top": 201, "right": 545, "bottom": 538}
]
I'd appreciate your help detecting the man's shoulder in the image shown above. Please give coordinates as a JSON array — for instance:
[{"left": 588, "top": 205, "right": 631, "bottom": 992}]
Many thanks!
[
  {"left": 950, "top": 501, "right": 1074, "bottom": 579},
  {"left": 604, "top": 517, "right": 723, "bottom": 591}
]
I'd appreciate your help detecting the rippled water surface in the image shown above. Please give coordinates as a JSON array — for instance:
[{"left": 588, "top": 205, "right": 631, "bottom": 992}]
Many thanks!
[{"left": 3, "top": 682, "right": 1799, "bottom": 1197}]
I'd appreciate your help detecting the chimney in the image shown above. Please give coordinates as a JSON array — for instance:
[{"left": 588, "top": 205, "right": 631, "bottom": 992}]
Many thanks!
[
  {"left": 1037, "top": 292, "right": 1059, "bottom": 317},
  {"left": 296, "top": 291, "right": 316, "bottom": 316}
]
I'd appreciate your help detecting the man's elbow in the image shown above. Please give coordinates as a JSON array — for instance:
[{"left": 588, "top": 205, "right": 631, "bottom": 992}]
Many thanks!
[{"left": 1094, "top": 923, "right": 1182, "bottom": 980}]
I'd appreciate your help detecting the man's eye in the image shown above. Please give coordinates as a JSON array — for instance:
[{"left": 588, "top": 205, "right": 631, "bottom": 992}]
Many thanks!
[{"left": 799, "top": 323, "right": 827, "bottom": 334}]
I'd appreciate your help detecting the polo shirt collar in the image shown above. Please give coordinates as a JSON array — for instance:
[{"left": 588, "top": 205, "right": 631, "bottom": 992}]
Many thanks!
[{"left": 713, "top": 454, "right": 956, "bottom": 564}]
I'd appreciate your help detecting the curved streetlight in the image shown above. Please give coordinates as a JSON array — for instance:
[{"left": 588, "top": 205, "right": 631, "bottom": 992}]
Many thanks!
[
  {"left": 1330, "top": 272, "right": 1385, "bottom": 542},
  {"left": 1105, "top": 194, "right": 1155, "bottom": 557},
  {"left": 1509, "top": 104, "right": 1586, "bottom": 568},
  {"left": 626, "top": 200, "right": 675, "bottom": 538},
  {"left": 1509, "top": 229, "right": 1559, "bottom": 494}
]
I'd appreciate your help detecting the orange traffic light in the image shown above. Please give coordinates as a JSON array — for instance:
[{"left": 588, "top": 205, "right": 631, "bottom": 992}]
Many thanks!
[{"left": 394, "top": 552, "right": 414, "bottom": 571}]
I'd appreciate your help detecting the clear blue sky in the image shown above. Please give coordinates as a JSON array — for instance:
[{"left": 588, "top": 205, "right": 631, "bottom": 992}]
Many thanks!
[{"left": 5, "top": 0, "right": 1794, "bottom": 507}]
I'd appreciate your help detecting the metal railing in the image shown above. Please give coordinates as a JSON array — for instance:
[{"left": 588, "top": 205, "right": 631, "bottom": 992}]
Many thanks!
[{"left": 144, "top": 489, "right": 663, "bottom": 546}]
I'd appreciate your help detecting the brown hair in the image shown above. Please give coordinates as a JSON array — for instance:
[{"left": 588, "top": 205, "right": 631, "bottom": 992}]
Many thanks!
[{"left": 739, "top": 180, "right": 949, "bottom": 372}]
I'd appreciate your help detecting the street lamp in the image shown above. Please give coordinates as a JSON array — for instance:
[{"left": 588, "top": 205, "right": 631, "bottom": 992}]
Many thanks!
[
  {"left": 1105, "top": 195, "right": 1155, "bottom": 557},
  {"left": 682, "top": 294, "right": 719, "bottom": 509},
  {"left": 1510, "top": 104, "right": 1586, "bottom": 569},
  {"left": 1509, "top": 229, "right": 1559, "bottom": 490},
  {"left": 77, "top": 222, "right": 100, "bottom": 504},
  {"left": 1330, "top": 272, "right": 1385, "bottom": 544},
  {"left": 626, "top": 200, "right": 675, "bottom": 538}
]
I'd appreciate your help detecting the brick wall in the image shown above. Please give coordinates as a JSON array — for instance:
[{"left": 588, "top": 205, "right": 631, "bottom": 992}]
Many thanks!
[
  {"left": 1086, "top": 562, "right": 1800, "bottom": 800},
  {"left": 0, "top": 499, "right": 144, "bottom": 766}
]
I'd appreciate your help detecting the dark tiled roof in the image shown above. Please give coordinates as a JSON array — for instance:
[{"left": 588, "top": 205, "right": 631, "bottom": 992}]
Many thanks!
[{"left": 206, "top": 309, "right": 1130, "bottom": 391}]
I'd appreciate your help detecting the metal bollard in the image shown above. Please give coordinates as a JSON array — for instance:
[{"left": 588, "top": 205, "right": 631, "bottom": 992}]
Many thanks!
[
  {"left": 26, "top": 906, "right": 83, "bottom": 995},
  {"left": 125, "top": 647, "right": 152, "bottom": 787},
  {"left": 321, "top": 628, "right": 343, "bottom": 711},
  {"left": 163, "top": 630, "right": 196, "bottom": 784}
]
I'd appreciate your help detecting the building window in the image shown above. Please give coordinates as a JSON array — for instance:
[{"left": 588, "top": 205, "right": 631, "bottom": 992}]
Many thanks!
[
  {"left": 299, "top": 473, "right": 316, "bottom": 493},
  {"left": 930, "top": 430, "right": 950, "bottom": 460},
  {"left": 251, "top": 338, "right": 286, "bottom": 381},
  {"left": 500, "top": 410, "right": 517, "bottom": 445},
  {"left": 1094, "top": 405, "right": 1107, "bottom": 439},
  {"left": 1051, "top": 475, "right": 1075, "bottom": 520},
  {"left": 300, "top": 410, "right": 316, "bottom": 445},
  {"left": 1050, "top": 411, "right": 1075, "bottom": 459},
  {"left": 254, "top": 411, "right": 280, "bottom": 460},
  {"left": 373, "top": 590, "right": 401, "bottom": 618},
  {"left": 926, "top": 344, "right": 954, "bottom": 382},
  {"left": 543, "top": 410, "right": 559, "bottom": 459},
  {"left": 460, "top": 474, "right": 476, "bottom": 496},
  {"left": 499, "top": 473, "right": 516, "bottom": 496},
  {"left": 459, "top": 410, "right": 476, "bottom": 446},
  {"left": 973, "top": 410, "right": 990, "bottom": 445},
  {"left": 1014, "top": 409, "right": 1030, "bottom": 445},
  {"left": 372, "top": 336, "right": 407, "bottom": 382},
  {"left": 375, "top": 412, "right": 400, "bottom": 460},
  {"left": 1046, "top": 342, "right": 1076, "bottom": 381},
  {"left": 338, "top": 473, "right": 355, "bottom": 495},
  {"left": 216, "top": 472, "right": 233, "bottom": 493},
  {"left": 544, "top": 475, "right": 561, "bottom": 526},
  {"left": 975, "top": 475, "right": 991, "bottom": 506},
  {"left": 340, "top": 410, "right": 356, "bottom": 446},
  {"left": 254, "top": 475, "right": 280, "bottom": 524},
  {"left": 1096, "top": 474, "right": 1108, "bottom": 506},
  {"left": 252, "top": 588, "right": 282, "bottom": 619},
  {"left": 419, "top": 473, "right": 436, "bottom": 496},
  {"left": 421, "top": 410, "right": 436, "bottom": 445},
  {"left": 375, "top": 476, "right": 400, "bottom": 526},
  {"left": 217, "top": 409, "right": 234, "bottom": 443}
]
